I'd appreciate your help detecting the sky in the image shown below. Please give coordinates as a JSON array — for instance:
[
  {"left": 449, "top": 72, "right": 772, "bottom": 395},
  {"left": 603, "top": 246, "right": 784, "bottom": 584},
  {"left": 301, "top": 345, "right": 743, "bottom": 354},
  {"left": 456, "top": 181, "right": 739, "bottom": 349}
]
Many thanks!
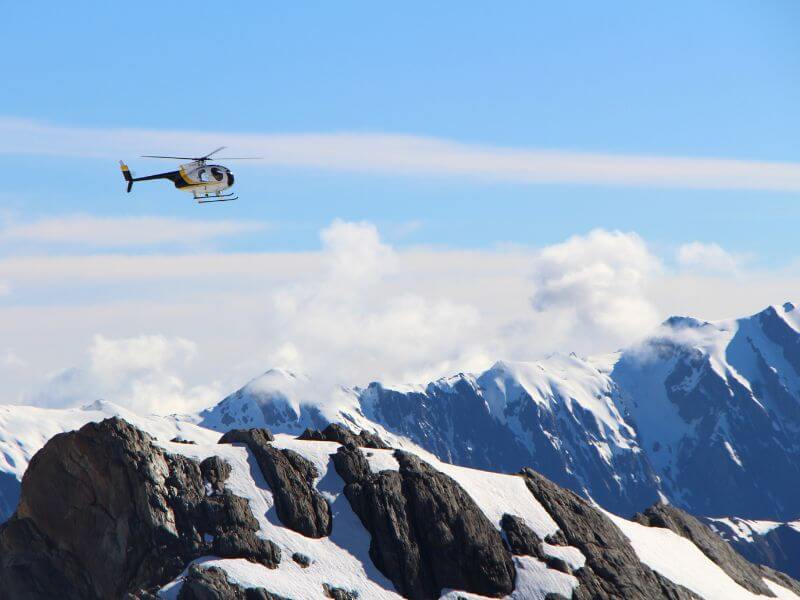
[{"left": 1, "top": 2, "right": 799, "bottom": 413}]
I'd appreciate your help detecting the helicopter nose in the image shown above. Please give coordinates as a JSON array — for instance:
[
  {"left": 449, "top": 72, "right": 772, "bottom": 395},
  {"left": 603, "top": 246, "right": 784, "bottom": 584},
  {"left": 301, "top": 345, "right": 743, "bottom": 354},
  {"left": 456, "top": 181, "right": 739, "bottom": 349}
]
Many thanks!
[{"left": 227, "top": 172, "right": 235, "bottom": 186}]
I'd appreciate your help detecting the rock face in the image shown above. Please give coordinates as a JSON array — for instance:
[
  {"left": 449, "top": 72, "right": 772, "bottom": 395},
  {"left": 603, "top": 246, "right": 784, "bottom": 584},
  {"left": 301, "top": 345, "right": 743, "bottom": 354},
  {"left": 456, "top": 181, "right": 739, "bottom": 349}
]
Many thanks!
[
  {"left": 219, "top": 428, "right": 331, "bottom": 538},
  {"left": 297, "top": 423, "right": 389, "bottom": 449},
  {"left": 636, "top": 504, "right": 800, "bottom": 597},
  {"left": 333, "top": 443, "right": 515, "bottom": 600},
  {"left": 0, "top": 418, "right": 279, "bottom": 600},
  {"left": 500, "top": 513, "right": 542, "bottom": 557},
  {"left": 520, "top": 468, "right": 699, "bottom": 600}
]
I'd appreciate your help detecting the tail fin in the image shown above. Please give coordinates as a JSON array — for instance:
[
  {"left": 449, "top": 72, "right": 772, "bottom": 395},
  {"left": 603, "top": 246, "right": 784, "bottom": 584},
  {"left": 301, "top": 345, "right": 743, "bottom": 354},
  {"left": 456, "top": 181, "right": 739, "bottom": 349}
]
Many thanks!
[{"left": 119, "top": 161, "right": 134, "bottom": 193}]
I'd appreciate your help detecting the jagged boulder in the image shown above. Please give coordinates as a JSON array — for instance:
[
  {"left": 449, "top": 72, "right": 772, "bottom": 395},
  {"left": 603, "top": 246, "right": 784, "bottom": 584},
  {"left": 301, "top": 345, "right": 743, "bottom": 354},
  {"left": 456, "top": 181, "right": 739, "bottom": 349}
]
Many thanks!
[
  {"left": 0, "top": 418, "right": 279, "bottom": 600},
  {"left": 635, "top": 503, "right": 800, "bottom": 596},
  {"left": 333, "top": 444, "right": 515, "bottom": 599},
  {"left": 520, "top": 468, "right": 700, "bottom": 600},
  {"left": 219, "top": 428, "right": 331, "bottom": 538},
  {"left": 178, "top": 564, "right": 291, "bottom": 600},
  {"left": 500, "top": 513, "right": 543, "bottom": 557},
  {"left": 298, "top": 423, "right": 390, "bottom": 449}
]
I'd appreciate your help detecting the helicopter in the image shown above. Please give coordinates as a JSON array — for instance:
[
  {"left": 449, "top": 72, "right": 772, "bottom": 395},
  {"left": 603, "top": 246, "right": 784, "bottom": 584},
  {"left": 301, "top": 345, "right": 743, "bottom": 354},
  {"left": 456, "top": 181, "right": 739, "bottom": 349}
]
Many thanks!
[{"left": 119, "top": 147, "right": 260, "bottom": 203}]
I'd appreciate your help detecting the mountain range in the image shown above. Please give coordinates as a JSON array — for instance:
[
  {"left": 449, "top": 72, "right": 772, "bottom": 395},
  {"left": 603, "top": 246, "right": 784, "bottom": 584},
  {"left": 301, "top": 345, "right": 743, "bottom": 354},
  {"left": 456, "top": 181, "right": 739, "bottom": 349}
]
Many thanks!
[
  {"left": 202, "top": 302, "right": 800, "bottom": 522},
  {"left": 0, "top": 302, "right": 797, "bottom": 593}
]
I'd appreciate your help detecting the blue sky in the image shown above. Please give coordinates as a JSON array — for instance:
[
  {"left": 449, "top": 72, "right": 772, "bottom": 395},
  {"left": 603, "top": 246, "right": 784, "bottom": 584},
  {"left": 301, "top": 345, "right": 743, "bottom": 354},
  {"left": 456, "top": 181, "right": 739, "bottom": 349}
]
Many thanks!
[
  {"left": 3, "top": 1, "right": 800, "bottom": 260},
  {"left": 1, "top": 2, "right": 799, "bottom": 409}
]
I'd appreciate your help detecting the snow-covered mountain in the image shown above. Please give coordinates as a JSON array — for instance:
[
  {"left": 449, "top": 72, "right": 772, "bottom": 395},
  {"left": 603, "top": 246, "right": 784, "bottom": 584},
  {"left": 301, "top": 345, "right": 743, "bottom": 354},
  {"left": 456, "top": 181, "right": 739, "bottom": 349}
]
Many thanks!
[
  {"left": 705, "top": 517, "right": 800, "bottom": 580},
  {"left": 201, "top": 302, "right": 800, "bottom": 521},
  {"left": 2, "top": 415, "right": 798, "bottom": 599}
]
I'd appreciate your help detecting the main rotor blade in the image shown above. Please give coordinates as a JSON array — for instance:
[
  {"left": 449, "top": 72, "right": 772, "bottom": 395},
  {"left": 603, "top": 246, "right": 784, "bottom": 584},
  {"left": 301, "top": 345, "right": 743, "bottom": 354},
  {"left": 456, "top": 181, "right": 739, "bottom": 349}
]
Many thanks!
[
  {"left": 141, "top": 155, "right": 195, "bottom": 160},
  {"left": 201, "top": 146, "right": 227, "bottom": 160},
  {"left": 213, "top": 157, "right": 263, "bottom": 160}
]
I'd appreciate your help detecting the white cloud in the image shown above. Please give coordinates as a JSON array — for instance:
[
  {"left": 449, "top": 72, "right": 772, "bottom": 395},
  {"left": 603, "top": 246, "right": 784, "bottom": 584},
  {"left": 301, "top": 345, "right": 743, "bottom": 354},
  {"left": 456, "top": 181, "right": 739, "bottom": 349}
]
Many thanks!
[
  {"left": 676, "top": 242, "right": 742, "bottom": 274},
  {"left": 30, "top": 334, "right": 220, "bottom": 414},
  {"left": 0, "top": 215, "right": 267, "bottom": 247},
  {"left": 2, "top": 220, "right": 798, "bottom": 413},
  {"left": 530, "top": 229, "right": 661, "bottom": 347},
  {"left": 2, "top": 117, "right": 800, "bottom": 191},
  {"left": 262, "top": 220, "right": 485, "bottom": 387}
]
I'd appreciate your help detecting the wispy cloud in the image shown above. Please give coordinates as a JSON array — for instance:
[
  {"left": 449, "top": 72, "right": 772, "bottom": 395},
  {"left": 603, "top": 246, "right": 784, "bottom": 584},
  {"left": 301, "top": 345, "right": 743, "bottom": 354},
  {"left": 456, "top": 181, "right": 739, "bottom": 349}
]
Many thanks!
[
  {"left": 676, "top": 241, "right": 744, "bottom": 275},
  {"left": 3, "top": 117, "right": 800, "bottom": 191},
  {"left": 0, "top": 215, "right": 268, "bottom": 247}
]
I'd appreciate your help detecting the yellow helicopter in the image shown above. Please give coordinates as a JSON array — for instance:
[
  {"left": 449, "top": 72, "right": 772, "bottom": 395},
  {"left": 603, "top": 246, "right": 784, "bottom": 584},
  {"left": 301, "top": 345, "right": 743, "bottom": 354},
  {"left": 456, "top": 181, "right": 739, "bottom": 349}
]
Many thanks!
[{"left": 119, "top": 147, "right": 259, "bottom": 203}]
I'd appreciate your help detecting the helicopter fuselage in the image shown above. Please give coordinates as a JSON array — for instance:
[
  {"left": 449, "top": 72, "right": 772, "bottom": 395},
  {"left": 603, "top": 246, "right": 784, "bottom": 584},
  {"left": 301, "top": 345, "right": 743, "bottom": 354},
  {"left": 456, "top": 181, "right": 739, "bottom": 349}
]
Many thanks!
[{"left": 119, "top": 159, "right": 235, "bottom": 202}]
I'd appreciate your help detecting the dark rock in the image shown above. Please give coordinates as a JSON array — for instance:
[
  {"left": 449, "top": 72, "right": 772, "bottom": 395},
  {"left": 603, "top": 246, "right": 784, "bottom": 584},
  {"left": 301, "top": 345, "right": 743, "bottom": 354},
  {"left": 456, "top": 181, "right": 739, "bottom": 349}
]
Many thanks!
[
  {"left": 633, "top": 503, "right": 774, "bottom": 596},
  {"left": 212, "top": 530, "right": 280, "bottom": 568},
  {"left": 178, "top": 564, "right": 291, "bottom": 600},
  {"left": 322, "top": 583, "right": 359, "bottom": 599},
  {"left": 544, "top": 530, "right": 568, "bottom": 546},
  {"left": 544, "top": 594, "right": 570, "bottom": 600},
  {"left": 333, "top": 444, "right": 515, "bottom": 599},
  {"left": 179, "top": 565, "right": 249, "bottom": 600},
  {"left": 219, "top": 428, "right": 275, "bottom": 445},
  {"left": 520, "top": 468, "right": 700, "bottom": 600},
  {"left": 500, "top": 513, "right": 543, "bottom": 557},
  {"left": 201, "top": 455, "right": 232, "bottom": 494},
  {"left": 219, "top": 428, "right": 331, "bottom": 538},
  {"left": 291, "top": 552, "right": 311, "bottom": 568},
  {"left": 331, "top": 441, "right": 371, "bottom": 484},
  {"left": 543, "top": 556, "right": 571, "bottom": 574},
  {"left": 298, "top": 423, "right": 390, "bottom": 449},
  {"left": 0, "top": 418, "right": 278, "bottom": 599},
  {"left": 171, "top": 437, "right": 197, "bottom": 444}
]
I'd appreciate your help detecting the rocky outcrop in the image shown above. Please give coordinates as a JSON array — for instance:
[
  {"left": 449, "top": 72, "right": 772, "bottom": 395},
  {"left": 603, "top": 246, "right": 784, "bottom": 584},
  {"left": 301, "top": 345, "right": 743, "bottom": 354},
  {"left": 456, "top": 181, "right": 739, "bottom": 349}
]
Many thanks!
[
  {"left": 520, "top": 468, "right": 700, "bottom": 600},
  {"left": 634, "top": 503, "right": 774, "bottom": 595},
  {"left": 178, "top": 564, "right": 291, "bottom": 600},
  {"left": 0, "top": 418, "right": 279, "bottom": 600},
  {"left": 500, "top": 513, "right": 543, "bottom": 557},
  {"left": 333, "top": 443, "right": 515, "bottom": 599},
  {"left": 297, "top": 423, "right": 389, "bottom": 449},
  {"left": 219, "top": 428, "right": 331, "bottom": 538},
  {"left": 636, "top": 503, "right": 800, "bottom": 596}
]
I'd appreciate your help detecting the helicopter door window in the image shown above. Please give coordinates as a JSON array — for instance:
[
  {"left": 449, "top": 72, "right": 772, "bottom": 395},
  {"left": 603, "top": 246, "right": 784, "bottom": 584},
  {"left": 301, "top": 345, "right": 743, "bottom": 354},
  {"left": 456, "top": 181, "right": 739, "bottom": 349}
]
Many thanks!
[{"left": 197, "top": 168, "right": 209, "bottom": 182}]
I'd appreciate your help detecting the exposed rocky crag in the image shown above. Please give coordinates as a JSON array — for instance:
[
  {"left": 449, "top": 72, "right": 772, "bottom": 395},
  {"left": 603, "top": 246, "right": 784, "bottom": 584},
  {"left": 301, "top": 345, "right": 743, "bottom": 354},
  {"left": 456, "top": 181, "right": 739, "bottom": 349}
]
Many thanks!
[
  {"left": 520, "top": 468, "right": 700, "bottom": 600},
  {"left": 219, "top": 428, "right": 331, "bottom": 538},
  {"left": 177, "top": 564, "right": 290, "bottom": 600},
  {"left": 333, "top": 443, "right": 516, "bottom": 599},
  {"left": 297, "top": 423, "right": 389, "bottom": 449},
  {"left": 0, "top": 418, "right": 278, "bottom": 600}
]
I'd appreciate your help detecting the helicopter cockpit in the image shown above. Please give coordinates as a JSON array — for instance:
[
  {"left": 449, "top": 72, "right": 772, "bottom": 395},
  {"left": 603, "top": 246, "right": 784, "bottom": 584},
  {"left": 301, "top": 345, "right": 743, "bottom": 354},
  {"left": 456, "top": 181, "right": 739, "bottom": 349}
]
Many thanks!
[{"left": 196, "top": 165, "right": 228, "bottom": 183}]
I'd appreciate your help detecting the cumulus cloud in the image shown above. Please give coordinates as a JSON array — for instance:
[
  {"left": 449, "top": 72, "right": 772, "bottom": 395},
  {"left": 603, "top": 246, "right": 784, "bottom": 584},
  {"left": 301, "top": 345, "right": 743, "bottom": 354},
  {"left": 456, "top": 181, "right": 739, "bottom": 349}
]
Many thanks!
[
  {"left": 30, "top": 334, "right": 221, "bottom": 414},
  {"left": 530, "top": 229, "right": 661, "bottom": 347},
  {"left": 0, "top": 215, "right": 268, "bottom": 247},
  {"left": 6, "top": 220, "right": 799, "bottom": 413},
  {"left": 261, "top": 220, "right": 485, "bottom": 387},
  {"left": 676, "top": 242, "right": 742, "bottom": 274}
]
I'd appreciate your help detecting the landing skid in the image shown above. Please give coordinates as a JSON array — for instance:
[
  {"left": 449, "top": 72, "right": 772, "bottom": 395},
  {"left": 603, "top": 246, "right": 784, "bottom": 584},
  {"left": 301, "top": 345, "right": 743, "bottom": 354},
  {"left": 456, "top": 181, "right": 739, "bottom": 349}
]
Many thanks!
[{"left": 195, "top": 192, "right": 238, "bottom": 204}]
